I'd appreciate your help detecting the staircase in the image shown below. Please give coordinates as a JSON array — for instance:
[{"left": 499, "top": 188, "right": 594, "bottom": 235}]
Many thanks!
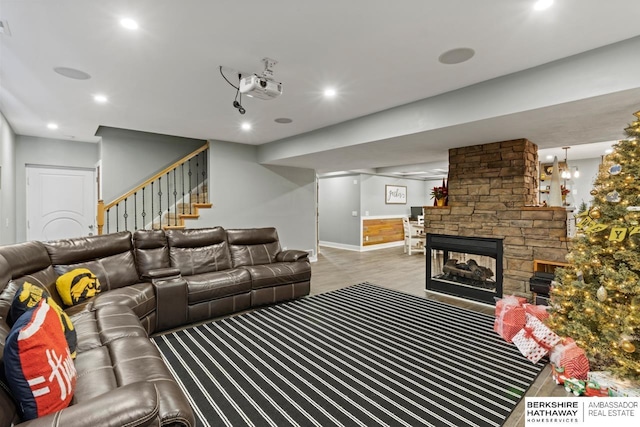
[
  {"left": 158, "top": 187, "right": 212, "bottom": 230},
  {"left": 98, "top": 143, "right": 211, "bottom": 235}
]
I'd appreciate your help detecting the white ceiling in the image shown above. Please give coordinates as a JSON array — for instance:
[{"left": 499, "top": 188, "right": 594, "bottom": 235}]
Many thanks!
[{"left": 1, "top": 0, "right": 640, "bottom": 177}]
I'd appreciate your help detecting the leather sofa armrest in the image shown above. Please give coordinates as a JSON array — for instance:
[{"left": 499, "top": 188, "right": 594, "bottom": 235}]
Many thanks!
[
  {"left": 143, "top": 267, "right": 181, "bottom": 281},
  {"left": 152, "top": 274, "right": 188, "bottom": 332},
  {"left": 18, "top": 382, "right": 159, "bottom": 427},
  {"left": 276, "top": 250, "right": 309, "bottom": 262}
]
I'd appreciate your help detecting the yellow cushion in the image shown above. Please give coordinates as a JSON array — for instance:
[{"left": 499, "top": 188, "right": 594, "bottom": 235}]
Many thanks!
[{"left": 56, "top": 268, "right": 101, "bottom": 307}]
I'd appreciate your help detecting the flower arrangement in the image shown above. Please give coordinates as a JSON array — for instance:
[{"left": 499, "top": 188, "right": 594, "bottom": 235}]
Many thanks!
[
  {"left": 561, "top": 185, "right": 570, "bottom": 196},
  {"left": 431, "top": 186, "right": 448, "bottom": 200}
]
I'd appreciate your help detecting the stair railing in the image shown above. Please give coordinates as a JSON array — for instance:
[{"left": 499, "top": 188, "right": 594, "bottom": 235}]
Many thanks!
[{"left": 97, "top": 142, "right": 209, "bottom": 235}]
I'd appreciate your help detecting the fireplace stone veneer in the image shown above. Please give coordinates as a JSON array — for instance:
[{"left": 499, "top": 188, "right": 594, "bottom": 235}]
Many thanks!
[{"left": 423, "top": 139, "right": 569, "bottom": 301}]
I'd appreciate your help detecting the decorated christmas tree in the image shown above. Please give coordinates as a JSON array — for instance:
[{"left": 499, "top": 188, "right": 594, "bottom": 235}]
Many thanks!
[{"left": 547, "top": 109, "right": 640, "bottom": 380}]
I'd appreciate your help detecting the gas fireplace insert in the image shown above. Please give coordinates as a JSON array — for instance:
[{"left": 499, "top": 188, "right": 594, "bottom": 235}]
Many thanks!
[{"left": 426, "top": 234, "right": 503, "bottom": 304}]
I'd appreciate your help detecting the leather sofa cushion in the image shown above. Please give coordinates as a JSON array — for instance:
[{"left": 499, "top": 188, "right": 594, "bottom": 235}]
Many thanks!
[
  {"left": 71, "top": 306, "right": 148, "bottom": 354},
  {"left": 227, "top": 227, "right": 281, "bottom": 267},
  {"left": 73, "top": 336, "right": 194, "bottom": 426},
  {"left": 185, "top": 268, "right": 252, "bottom": 304},
  {"left": 244, "top": 261, "right": 311, "bottom": 289},
  {"left": 133, "top": 230, "right": 171, "bottom": 277},
  {"left": 90, "top": 282, "right": 156, "bottom": 320},
  {"left": 0, "top": 243, "right": 63, "bottom": 307},
  {"left": 166, "top": 228, "right": 232, "bottom": 274},
  {"left": 44, "top": 231, "right": 133, "bottom": 264},
  {"left": 53, "top": 251, "right": 140, "bottom": 291}
]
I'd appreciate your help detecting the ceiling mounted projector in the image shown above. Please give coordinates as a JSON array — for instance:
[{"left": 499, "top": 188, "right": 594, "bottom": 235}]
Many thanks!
[
  {"left": 239, "top": 75, "right": 282, "bottom": 100},
  {"left": 239, "top": 57, "right": 283, "bottom": 100}
]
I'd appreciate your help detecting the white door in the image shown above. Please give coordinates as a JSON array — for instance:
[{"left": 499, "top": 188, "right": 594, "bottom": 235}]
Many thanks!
[{"left": 26, "top": 166, "right": 96, "bottom": 241}]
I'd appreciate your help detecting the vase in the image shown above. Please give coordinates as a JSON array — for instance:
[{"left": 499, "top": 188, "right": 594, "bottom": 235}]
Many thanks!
[{"left": 436, "top": 198, "right": 445, "bottom": 207}]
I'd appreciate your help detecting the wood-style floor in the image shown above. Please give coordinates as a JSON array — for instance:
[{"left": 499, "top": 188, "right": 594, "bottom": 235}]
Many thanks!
[{"left": 311, "top": 245, "right": 566, "bottom": 427}]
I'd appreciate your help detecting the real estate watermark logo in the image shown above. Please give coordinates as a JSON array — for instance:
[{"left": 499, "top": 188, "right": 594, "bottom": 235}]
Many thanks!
[{"left": 525, "top": 397, "right": 639, "bottom": 426}]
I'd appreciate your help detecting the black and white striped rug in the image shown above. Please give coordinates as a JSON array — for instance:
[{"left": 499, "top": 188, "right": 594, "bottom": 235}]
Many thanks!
[{"left": 152, "top": 283, "right": 543, "bottom": 427}]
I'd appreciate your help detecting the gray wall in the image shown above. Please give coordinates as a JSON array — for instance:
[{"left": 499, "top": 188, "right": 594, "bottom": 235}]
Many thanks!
[
  {"left": 318, "top": 174, "right": 431, "bottom": 248},
  {"left": 196, "top": 140, "right": 317, "bottom": 254},
  {"left": 0, "top": 112, "right": 17, "bottom": 244},
  {"left": 14, "top": 136, "right": 100, "bottom": 242},
  {"left": 360, "top": 175, "right": 428, "bottom": 216},
  {"left": 318, "top": 175, "right": 361, "bottom": 247},
  {"left": 96, "top": 127, "right": 205, "bottom": 203}
]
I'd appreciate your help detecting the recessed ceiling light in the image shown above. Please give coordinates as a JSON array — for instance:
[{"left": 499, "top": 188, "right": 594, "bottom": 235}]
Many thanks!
[
  {"left": 438, "top": 48, "right": 475, "bottom": 65},
  {"left": 93, "top": 94, "right": 108, "bottom": 103},
  {"left": 47, "top": 123, "right": 58, "bottom": 130},
  {"left": 324, "top": 88, "right": 337, "bottom": 98},
  {"left": 53, "top": 67, "right": 91, "bottom": 80},
  {"left": 120, "top": 18, "right": 139, "bottom": 30},
  {"left": 241, "top": 122, "right": 252, "bottom": 131},
  {"left": 605, "top": 148, "right": 613, "bottom": 154},
  {"left": 274, "top": 118, "right": 293, "bottom": 124},
  {"left": 533, "top": 0, "right": 554, "bottom": 11},
  {"left": 546, "top": 155, "right": 554, "bottom": 160}
]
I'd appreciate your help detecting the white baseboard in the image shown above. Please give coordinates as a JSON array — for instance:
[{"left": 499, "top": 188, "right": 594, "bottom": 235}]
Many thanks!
[
  {"left": 319, "top": 241, "right": 362, "bottom": 252},
  {"left": 319, "top": 240, "right": 404, "bottom": 252}
]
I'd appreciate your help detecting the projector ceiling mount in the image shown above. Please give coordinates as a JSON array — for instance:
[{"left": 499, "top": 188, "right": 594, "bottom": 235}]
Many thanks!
[{"left": 220, "top": 58, "right": 283, "bottom": 115}]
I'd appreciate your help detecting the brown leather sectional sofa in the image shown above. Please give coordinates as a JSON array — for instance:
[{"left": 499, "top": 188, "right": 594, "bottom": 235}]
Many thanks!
[{"left": 0, "top": 227, "right": 311, "bottom": 426}]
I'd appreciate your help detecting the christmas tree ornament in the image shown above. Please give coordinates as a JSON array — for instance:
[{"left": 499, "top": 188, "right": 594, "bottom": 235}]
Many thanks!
[
  {"left": 621, "top": 340, "right": 636, "bottom": 354},
  {"left": 625, "top": 174, "right": 635, "bottom": 184},
  {"left": 596, "top": 285, "right": 607, "bottom": 301},
  {"left": 590, "top": 189, "right": 598, "bottom": 196},
  {"left": 590, "top": 208, "right": 601, "bottom": 219},
  {"left": 609, "top": 164, "right": 622, "bottom": 176},
  {"left": 592, "top": 258, "right": 602, "bottom": 267},
  {"left": 606, "top": 191, "right": 621, "bottom": 203}
]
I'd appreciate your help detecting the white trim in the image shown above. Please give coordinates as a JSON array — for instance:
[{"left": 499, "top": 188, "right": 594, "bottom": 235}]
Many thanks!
[
  {"left": 319, "top": 241, "right": 362, "bottom": 252},
  {"left": 320, "top": 240, "right": 404, "bottom": 252},
  {"left": 360, "top": 241, "right": 404, "bottom": 251},
  {"left": 362, "top": 214, "right": 406, "bottom": 220}
]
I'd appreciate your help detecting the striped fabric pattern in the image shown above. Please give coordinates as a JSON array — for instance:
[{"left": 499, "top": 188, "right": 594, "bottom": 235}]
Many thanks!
[{"left": 153, "top": 283, "right": 543, "bottom": 427}]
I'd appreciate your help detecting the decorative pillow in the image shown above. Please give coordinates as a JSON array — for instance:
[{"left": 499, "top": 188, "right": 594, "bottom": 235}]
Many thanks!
[
  {"left": 3, "top": 299, "right": 77, "bottom": 420},
  {"left": 55, "top": 268, "right": 101, "bottom": 307},
  {"left": 7, "top": 282, "right": 77, "bottom": 359}
]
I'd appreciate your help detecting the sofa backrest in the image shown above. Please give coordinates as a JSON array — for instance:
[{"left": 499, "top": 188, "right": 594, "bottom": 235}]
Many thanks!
[
  {"left": 133, "top": 230, "right": 171, "bottom": 278},
  {"left": 0, "top": 241, "right": 60, "bottom": 306},
  {"left": 44, "top": 231, "right": 139, "bottom": 292},
  {"left": 165, "top": 227, "right": 232, "bottom": 275},
  {"left": 226, "top": 227, "right": 281, "bottom": 267}
]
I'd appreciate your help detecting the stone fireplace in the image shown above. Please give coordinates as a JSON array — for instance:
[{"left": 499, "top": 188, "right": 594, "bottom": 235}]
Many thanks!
[{"left": 423, "top": 139, "right": 569, "bottom": 301}]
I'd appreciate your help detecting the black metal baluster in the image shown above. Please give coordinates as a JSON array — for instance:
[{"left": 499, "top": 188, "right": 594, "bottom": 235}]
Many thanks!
[
  {"left": 134, "top": 192, "right": 138, "bottom": 231},
  {"left": 201, "top": 151, "right": 207, "bottom": 202},
  {"left": 106, "top": 208, "right": 110, "bottom": 234},
  {"left": 123, "top": 199, "right": 129, "bottom": 231},
  {"left": 172, "top": 169, "right": 178, "bottom": 226},
  {"left": 158, "top": 177, "right": 163, "bottom": 229},
  {"left": 151, "top": 182, "right": 154, "bottom": 230},
  {"left": 181, "top": 163, "right": 185, "bottom": 215},
  {"left": 195, "top": 155, "right": 200, "bottom": 203},
  {"left": 188, "top": 159, "right": 193, "bottom": 214},
  {"left": 141, "top": 187, "right": 146, "bottom": 230},
  {"left": 166, "top": 172, "right": 170, "bottom": 227},
  {"left": 116, "top": 203, "right": 120, "bottom": 232}
]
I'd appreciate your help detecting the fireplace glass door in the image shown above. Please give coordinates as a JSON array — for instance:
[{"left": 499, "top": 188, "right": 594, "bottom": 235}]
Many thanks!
[{"left": 426, "top": 234, "right": 503, "bottom": 304}]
